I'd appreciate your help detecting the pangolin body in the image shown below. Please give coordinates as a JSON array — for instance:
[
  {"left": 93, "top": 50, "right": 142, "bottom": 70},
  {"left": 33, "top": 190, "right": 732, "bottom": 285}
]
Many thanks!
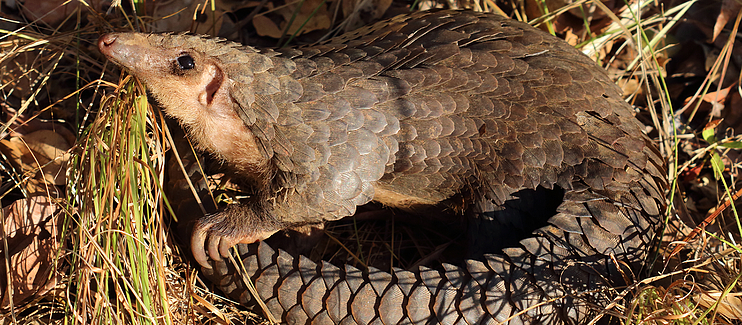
[{"left": 99, "top": 10, "right": 667, "bottom": 324}]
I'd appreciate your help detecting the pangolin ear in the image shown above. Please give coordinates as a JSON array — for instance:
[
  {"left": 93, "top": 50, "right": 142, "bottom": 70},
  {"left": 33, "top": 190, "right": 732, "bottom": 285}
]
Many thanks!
[{"left": 198, "top": 63, "right": 225, "bottom": 106}]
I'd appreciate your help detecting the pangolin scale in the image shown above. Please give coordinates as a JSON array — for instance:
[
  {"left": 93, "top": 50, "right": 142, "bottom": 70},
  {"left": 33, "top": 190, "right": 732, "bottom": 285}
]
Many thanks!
[{"left": 99, "top": 10, "right": 666, "bottom": 324}]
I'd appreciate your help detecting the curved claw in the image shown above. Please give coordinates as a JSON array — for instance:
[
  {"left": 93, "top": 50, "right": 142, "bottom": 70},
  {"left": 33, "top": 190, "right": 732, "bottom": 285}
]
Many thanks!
[
  {"left": 191, "top": 221, "right": 213, "bottom": 269},
  {"left": 208, "top": 234, "right": 224, "bottom": 263},
  {"left": 219, "top": 237, "right": 235, "bottom": 258}
]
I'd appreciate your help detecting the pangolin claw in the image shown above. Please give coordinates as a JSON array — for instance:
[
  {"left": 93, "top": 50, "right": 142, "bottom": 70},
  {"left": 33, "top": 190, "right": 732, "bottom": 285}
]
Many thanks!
[{"left": 191, "top": 220, "right": 216, "bottom": 269}]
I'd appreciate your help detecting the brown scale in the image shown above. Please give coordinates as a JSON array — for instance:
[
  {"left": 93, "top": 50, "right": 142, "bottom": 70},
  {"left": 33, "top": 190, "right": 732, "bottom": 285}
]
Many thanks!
[{"left": 100, "top": 10, "right": 667, "bottom": 324}]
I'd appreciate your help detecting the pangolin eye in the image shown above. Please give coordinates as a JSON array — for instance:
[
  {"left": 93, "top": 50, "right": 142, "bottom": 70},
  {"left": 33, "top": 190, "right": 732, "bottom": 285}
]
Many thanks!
[{"left": 176, "top": 54, "right": 195, "bottom": 70}]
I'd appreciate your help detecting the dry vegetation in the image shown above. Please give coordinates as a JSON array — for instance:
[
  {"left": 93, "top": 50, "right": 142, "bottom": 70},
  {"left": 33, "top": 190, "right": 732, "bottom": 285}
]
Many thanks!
[{"left": 0, "top": 0, "right": 740, "bottom": 324}]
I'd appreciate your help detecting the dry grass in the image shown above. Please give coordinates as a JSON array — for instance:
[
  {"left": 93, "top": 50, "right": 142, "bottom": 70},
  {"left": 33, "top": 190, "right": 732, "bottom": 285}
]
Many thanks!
[{"left": 0, "top": 0, "right": 739, "bottom": 324}]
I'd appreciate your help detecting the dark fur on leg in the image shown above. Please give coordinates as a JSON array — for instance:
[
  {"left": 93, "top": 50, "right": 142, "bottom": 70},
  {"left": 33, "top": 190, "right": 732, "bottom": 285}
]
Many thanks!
[{"left": 192, "top": 202, "right": 284, "bottom": 268}]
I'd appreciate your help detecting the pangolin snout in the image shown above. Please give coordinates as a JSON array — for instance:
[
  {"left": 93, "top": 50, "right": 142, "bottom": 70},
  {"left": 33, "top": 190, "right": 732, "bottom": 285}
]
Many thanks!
[
  {"left": 96, "top": 33, "right": 148, "bottom": 71},
  {"left": 97, "top": 33, "right": 118, "bottom": 56}
]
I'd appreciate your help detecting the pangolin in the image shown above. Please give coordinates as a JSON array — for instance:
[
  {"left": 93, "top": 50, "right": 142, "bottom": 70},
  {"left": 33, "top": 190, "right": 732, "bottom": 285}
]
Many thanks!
[{"left": 99, "top": 10, "right": 667, "bottom": 324}]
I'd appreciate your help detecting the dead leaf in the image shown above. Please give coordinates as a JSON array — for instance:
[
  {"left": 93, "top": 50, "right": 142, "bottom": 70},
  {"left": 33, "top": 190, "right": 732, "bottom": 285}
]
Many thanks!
[
  {"left": 279, "top": 5, "right": 331, "bottom": 36},
  {"left": 682, "top": 84, "right": 737, "bottom": 121},
  {"left": 701, "top": 83, "right": 735, "bottom": 118},
  {"left": 703, "top": 86, "right": 733, "bottom": 103},
  {"left": 17, "top": 0, "right": 108, "bottom": 26},
  {"left": 525, "top": 0, "right": 616, "bottom": 39},
  {"left": 0, "top": 105, "right": 76, "bottom": 145},
  {"left": 714, "top": 0, "right": 742, "bottom": 42},
  {"left": 254, "top": 0, "right": 331, "bottom": 39},
  {"left": 704, "top": 119, "right": 723, "bottom": 133},
  {"left": 721, "top": 88, "right": 742, "bottom": 134},
  {"left": 253, "top": 15, "right": 284, "bottom": 38},
  {"left": 150, "top": 0, "right": 228, "bottom": 35},
  {"left": 24, "top": 129, "right": 71, "bottom": 186},
  {"left": 341, "top": 0, "right": 392, "bottom": 31},
  {"left": 0, "top": 129, "right": 71, "bottom": 187},
  {"left": 0, "top": 196, "right": 62, "bottom": 309},
  {"left": 20, "top": 0, "right": 79, "bottom": 26},
  {"left": 616, "top": 78, "right": 640, "bottom": 98},
  {"left": 563, "top": 29, "right": 580, "bottom": 47}
]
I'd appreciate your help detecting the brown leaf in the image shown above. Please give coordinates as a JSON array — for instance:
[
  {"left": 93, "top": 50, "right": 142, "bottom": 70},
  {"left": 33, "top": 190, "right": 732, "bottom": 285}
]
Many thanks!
[
  {"left": 721, "top": 88, "right": 742, "bottom": 133},
  {"left": 18, "top": 0, "right": 108, "bottom": 26},
  {"left": 704, "top": 119, "right": 723, "bottom": 132},
  {"left": 0, "top": 196, "right": 62, "bottom": 308},
  {"left": 701, "top": 84, "right": 736, "bottom": 118},
  {"left": 253, "top": 15, "right": 284, "bottom": 38},
  {"left": 20, "top": 0, "right": 81, "bottom": 26},
  {"left": 0, "top": 130, "right": 71, "bottom": 187},
  {"left": 0, "top": 105, "right": 76, "bottom": 145},
  {"left": 525, "top": 0, "right": 616, "bottom": 39},
  {"left": 341, "top": 0, "right": 391, "bottom": 31},
  {"left": 278, "top": 2, "right": 331, "bottom": 36},
  {"left": 255, "top": 0, "right": 332, "bottom": 39},
  {"left": 24, "top": 130, "right": 71, "bottom": 186},
  {"left": 702, "top": 85, "right": 734, "bottom": 104},
  {"left": 682, "top": 84, "right": 737, "bottom": 120},
  {"left": 714, "top": 0, "right": 742, "bottom": 42},
  {"left": 150, "top": 0, "right": 227, "bottom": 35}
]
